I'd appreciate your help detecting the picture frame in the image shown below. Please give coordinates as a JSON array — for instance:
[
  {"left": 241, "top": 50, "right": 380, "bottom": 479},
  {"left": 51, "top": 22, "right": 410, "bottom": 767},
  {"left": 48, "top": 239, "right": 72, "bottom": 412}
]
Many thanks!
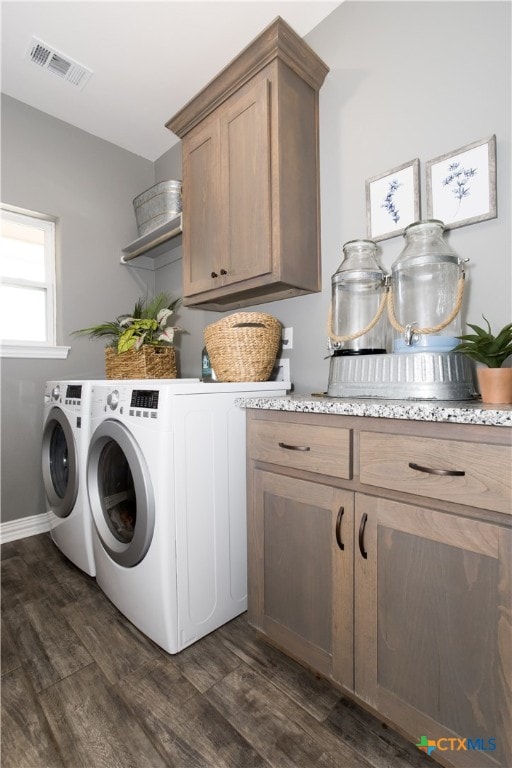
[
  {"left": 426, "top": 135, "right": 497, "bottom": 229},
  {"left": 366, "top": 159, "right": 420, "bottom": 241}
]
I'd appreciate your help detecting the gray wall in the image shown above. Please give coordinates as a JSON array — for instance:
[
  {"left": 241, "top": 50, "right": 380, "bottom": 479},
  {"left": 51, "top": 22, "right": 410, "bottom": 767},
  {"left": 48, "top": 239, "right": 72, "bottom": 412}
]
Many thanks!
[
  {"left": 1, "top": 0, "right": 510, "bottom": 525},
  {"left": 173, "top": 0, "right": 510, "bottom": 395},
  {"left": 1, "top": 95, "right": 156, "bottom": 523}
]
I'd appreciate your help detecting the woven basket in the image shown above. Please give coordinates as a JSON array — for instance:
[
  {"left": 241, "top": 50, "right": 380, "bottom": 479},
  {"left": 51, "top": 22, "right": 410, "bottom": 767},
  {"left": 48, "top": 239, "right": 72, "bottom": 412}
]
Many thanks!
[
  {"left": 204, "top": 312, "right": 281, "bottom": 382},
  {"left": 105, "top": 345, "right": 177, "bottom": 379}
]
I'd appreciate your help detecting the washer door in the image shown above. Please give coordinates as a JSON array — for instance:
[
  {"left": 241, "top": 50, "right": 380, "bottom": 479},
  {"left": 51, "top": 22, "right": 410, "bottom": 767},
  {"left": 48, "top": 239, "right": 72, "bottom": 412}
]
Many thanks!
[
  {"left": 42, "top": 407, "right": 78, "bottom": 518},
  {"left": 87, "top": 420, "right": 155, "bottom": 568}
]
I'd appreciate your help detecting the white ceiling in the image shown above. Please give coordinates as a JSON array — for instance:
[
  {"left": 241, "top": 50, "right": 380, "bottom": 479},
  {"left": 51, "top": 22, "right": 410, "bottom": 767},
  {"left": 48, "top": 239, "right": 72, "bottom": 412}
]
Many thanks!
[{"left": 1, "top": 1, "right": 340, "bottom": 161}]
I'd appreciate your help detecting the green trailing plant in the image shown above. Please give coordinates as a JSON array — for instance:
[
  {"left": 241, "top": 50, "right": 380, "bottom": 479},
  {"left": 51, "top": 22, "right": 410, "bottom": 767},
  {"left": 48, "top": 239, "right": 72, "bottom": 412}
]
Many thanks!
[
  {"left": 73, "top": 293, "right": 183, "bottom": 354},
  {"left": 454, "top": 316, "right": 512, "bottom": 368}
]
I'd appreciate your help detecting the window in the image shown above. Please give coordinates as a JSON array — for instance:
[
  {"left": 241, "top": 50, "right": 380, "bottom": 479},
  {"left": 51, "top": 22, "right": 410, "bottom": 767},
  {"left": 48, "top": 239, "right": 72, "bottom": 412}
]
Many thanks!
[{"left": 0, "top": 205, "right": 68, "bottom": 358}]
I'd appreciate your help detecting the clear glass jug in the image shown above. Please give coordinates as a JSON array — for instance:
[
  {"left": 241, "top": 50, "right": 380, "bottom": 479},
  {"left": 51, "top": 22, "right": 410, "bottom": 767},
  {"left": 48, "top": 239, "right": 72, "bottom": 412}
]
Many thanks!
[
  {"left": 328, "top": 239, "right": 388, "bottom": 355},
  {"left": 388, "top": 220, "right": 467, "bottom": 353}
]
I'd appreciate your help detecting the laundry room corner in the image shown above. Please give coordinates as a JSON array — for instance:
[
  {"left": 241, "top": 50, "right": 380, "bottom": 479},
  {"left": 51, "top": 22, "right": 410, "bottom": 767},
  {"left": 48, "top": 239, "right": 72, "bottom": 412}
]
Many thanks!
[{"left": 0, "top": 94, "right": 157, "bottom": 537}]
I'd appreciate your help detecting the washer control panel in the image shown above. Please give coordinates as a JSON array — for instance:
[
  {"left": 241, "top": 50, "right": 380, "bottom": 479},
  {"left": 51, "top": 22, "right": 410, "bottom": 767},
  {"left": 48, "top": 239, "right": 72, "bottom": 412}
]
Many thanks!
[
  {"left": 65, "top": 384, "right": 82, "bottom": 406},
  {"left": 44, "top": 382, "right": 82, "bottom": 409}
]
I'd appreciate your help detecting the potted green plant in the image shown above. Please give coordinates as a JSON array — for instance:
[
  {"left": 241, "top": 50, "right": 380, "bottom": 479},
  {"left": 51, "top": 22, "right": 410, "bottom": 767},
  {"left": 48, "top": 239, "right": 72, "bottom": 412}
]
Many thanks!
[
  {"left": 454, "top": 316, "right": 512, "bottom": 404},
  {"left": 73, "top": 293, "right": 184, "bottom": 379}
]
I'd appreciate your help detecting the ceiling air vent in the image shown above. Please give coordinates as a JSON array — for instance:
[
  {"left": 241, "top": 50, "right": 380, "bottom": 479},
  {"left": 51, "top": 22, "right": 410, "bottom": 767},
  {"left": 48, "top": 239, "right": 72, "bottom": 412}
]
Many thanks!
[{"left": 27, "top": 37, "right": 93, "bottom": 89}]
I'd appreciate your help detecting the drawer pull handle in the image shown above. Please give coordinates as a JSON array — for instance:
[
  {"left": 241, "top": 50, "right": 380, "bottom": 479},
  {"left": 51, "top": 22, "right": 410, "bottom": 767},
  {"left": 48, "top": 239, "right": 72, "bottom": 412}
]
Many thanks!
[
  {"left": 335, "top": 506, "right": 345, "bottom": 551},
  {"left": 278, "top": 442, "right": 311, "bottom": 452},
  {"left": 409, "top": 461, "right": 465, "bottom": 477},
  {"left": 358, "top": 513, "right": 368, "bottom": 559},
  {"left": 220, "top": 268, "right": 228, "bottom": 275},
  {"left": 211, "top": 271, "right": 218, "bottom": 278}
]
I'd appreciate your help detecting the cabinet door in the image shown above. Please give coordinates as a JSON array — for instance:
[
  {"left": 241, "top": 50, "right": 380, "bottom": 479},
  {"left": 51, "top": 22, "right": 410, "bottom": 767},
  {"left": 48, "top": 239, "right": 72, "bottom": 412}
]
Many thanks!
[
  {"left": 219, "top": 74, "right": 272, "bottom": 286},
  {"left": 248, "top": 470, "right": 353, "bottom": 682},
  {"left": 355, "top": 494, "right": 511, "bottom": 768},
  {"left": 181, "top": 115, "right": 223, "bottom": 296},
  {"left": 182, "top": 75, "right": 272, "bottom": 301}
]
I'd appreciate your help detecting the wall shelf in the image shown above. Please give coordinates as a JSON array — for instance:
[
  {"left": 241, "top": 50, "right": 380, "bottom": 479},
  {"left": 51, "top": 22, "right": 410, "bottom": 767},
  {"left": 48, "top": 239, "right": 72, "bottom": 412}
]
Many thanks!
[{"left": 121, "top": 214, "right": 182, "bottom": 268}]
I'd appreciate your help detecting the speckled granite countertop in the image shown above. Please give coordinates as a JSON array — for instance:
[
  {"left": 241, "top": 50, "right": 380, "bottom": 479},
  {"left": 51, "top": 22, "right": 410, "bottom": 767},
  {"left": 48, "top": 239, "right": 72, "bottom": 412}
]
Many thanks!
[{"left": 236, "top": 394, "right": 512, "bottom": 428}]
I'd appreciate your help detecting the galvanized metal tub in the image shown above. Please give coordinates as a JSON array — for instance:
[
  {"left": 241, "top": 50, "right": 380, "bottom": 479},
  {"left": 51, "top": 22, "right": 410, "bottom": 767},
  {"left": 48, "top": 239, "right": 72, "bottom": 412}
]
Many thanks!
[
  {"left": 327, "top": 352, "right": 477, "bottom": 400},
  {"left": 133, "top": 180, "right": 182, "bottom": 237}
]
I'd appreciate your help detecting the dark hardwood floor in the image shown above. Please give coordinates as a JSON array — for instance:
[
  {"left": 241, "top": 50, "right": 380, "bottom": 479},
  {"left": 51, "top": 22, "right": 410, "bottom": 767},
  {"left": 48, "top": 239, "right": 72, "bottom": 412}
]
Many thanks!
[{"left": 1, "top": 533, "right": 435, "bottom": 768}]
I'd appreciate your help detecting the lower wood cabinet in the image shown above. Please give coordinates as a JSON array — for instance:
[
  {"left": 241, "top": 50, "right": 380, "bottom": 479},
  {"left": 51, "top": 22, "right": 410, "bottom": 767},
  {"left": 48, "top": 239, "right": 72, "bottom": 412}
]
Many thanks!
[
  {"left": 248, "top": 470, "right": 354, "bottom": 683},
  {"left": 354, "top": 494, "right": 510, "bottom": 768},
  {"left": 246, "top": 409, "right": 512, "bottom": 768}
]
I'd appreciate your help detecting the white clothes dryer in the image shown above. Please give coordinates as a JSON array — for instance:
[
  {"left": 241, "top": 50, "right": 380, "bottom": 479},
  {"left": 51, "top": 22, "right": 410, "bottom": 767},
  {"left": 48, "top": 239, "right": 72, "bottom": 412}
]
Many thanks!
[
  {"left": 86, "top": 379, "right": 288, "bottom": 654},
  {"left": 42, "top": 380, "right": 98, "bottom": 576}
]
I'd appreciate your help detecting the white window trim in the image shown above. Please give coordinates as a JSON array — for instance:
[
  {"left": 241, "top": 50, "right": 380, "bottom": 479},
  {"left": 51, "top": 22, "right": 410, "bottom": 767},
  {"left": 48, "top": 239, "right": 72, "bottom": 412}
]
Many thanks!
[
  {"left": 0, "top": 343, "right": 70, "bottom": 358},
  {"left": 1, "top": 204, "right": 69, "bottom": 359}
]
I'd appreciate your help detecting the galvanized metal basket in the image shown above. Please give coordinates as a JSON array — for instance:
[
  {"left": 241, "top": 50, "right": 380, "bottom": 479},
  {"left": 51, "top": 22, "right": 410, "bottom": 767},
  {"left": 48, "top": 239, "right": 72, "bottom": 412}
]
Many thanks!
[
  {"left": 133, "top": 180, "right": 182, "bottom": 237},
  {"left": 327, "top": 352, "right": 477, "bottom": 400}
]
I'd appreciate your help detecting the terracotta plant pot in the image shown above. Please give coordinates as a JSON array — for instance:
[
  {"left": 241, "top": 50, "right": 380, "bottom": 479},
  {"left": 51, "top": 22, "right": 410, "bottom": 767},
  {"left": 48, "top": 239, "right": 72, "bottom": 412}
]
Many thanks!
[{"left": 477, "top": 367, "right": 512, "bottom": 405}]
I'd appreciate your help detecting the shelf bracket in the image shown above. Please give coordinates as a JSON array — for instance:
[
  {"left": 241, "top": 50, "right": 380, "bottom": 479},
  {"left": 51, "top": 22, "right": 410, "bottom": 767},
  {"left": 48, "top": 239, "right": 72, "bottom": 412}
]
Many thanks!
[{"left": 121, "top": 214, "right": 182, "bottom": 264}]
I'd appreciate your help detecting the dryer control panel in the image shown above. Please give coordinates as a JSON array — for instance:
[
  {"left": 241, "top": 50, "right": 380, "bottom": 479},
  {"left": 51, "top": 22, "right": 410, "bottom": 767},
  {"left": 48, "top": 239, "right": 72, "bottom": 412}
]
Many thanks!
[
  {"left": 106, "top": 390, "right": 120, "bottom": 410},
  {"left": 90, "top": 385, "right": 162, "bottom": 419},
  {"left": 90, "top": 385, "right": 129, "bottom": 417},
  {"left": 131, "top": 390, "right": 159, "bottom": 409}
]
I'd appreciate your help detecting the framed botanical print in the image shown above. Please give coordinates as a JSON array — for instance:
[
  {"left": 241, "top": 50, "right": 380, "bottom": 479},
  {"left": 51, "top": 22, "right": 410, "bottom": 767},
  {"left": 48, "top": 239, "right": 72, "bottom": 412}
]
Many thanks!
[
  {"left": 426, "top": 135, "right": 497, "bottom": 229},
  {"left": 366, "top": 159, "right": 420, "bottom": 241}
]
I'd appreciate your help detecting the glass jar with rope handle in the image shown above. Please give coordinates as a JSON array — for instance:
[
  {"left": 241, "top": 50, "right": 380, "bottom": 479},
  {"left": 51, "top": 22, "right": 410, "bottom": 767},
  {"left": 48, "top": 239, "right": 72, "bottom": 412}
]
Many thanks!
[
  {"left": 388, "top": 220, "right": 468, "bottom": 353},
  {"left": 328, "top": 239, "right": 388, "bottom": 356}
]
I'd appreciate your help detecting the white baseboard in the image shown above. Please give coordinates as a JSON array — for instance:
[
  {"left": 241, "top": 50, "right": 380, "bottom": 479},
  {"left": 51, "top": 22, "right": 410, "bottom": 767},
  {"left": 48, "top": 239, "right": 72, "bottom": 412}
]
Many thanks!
[{"left": 0, "top": 512, "right": 51, "bottom": 544}]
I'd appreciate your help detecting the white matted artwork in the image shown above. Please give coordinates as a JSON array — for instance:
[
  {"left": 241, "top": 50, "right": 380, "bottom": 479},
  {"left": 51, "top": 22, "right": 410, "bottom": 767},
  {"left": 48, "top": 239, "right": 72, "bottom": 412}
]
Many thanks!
[
  {"left": 366, "top": 159, "right": 420, "bottom": 241},
  {"left": 426, "top": 135, "right": 497, "bottom": 229}
]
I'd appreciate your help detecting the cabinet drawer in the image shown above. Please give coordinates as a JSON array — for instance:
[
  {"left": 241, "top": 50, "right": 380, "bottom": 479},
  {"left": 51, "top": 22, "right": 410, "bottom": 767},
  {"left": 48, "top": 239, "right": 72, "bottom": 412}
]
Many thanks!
[
  {"left": 360, "top": 431, "right": 511, "bottom": 514},
  {"left": 249, "top": 419, "right": 352, "bottom": 479}
]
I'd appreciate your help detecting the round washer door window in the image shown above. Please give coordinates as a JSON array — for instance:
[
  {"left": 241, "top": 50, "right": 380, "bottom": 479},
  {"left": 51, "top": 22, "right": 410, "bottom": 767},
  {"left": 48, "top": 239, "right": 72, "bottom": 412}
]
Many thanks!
[
  {"left": 42, "top": 407, "right": 78, "bottom": 518},
  {"left": 87, "top": 420, "right": 155, "bottom": 568}
]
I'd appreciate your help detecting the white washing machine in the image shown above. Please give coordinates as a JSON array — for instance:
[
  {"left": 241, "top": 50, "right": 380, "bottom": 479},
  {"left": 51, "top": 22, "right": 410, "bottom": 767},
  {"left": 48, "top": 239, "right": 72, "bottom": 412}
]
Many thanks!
[
  {"left": 86, "top": 379, "right": 289, "bottom": 654},
  {"left": 42, "top": 380, "right": 98, "bottom": 576}
]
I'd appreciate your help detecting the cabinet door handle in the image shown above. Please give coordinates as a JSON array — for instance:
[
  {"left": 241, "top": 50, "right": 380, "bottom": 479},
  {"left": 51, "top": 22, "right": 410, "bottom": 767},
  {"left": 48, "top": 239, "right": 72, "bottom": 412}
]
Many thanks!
[
  {"left": 358, "top": 513, "right": 368, "bottom": 559},
  {"left": 335, "top": 506, "right": 345, "bottom": 550},
  {"left": 211, "top": 271, "right": 218, "bottom": 278},
  {"left": 220, "top": 268, "right": 228, "bottom": 275},
  {"left": 278, "top": 442, "right": 311, "bottom": 452},
  {"left": 408, "top": 461, "right": 465, "bottom": 477}
]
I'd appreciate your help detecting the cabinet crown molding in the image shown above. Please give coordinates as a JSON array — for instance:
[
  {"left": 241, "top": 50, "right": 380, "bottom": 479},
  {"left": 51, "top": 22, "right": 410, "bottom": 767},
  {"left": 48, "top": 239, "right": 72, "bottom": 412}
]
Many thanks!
[{"left": 166, "top": 16, "right": 329, "bottom": 138}]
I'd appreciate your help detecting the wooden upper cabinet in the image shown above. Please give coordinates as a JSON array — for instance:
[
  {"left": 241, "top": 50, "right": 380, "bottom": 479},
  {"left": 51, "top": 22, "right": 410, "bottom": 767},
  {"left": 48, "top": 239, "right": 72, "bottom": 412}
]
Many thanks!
[{"left": 166, "top": 17, "right": 329, "bottom": 310}]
